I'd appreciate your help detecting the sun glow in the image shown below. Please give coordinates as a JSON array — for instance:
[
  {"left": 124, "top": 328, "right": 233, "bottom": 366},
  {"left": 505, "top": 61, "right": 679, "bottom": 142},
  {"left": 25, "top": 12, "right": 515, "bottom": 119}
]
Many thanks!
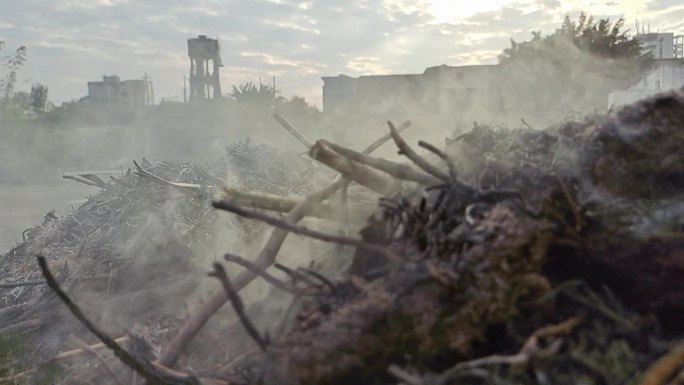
[{"left": 424, "top": 0, "right": 516, "bottom": 24}]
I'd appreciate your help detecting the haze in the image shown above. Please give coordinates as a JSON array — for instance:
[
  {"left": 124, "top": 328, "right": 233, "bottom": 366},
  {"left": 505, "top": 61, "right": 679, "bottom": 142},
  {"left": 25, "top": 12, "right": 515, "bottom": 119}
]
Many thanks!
[{"left": 2, "top": 0, "right": 682, "bottom": 107}]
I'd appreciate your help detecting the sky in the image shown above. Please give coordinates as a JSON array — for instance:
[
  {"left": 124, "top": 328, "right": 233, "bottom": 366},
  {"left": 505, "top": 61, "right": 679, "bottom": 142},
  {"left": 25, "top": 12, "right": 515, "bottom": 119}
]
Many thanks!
[{"left": 1, "top": 0, "right": 683, "bottom": 108}]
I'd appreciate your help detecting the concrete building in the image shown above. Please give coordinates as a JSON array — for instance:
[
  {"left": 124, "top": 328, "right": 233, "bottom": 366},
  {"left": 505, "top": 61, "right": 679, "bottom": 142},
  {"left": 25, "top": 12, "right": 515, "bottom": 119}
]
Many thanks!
[
  {"left": 321, "top": 64, "right": 502, "bottom": 122},
  {"left": 87, "top": 75, "right": 154, "bottom": 108},
  {"left": 187, "top": 35, "right": 222, "bottom": 101},
  {"left": 609, "top": 60, "right": 684, "bottom": 108},
  {"left": 637, "top": 33, "right": 676, "bottom": 59}
]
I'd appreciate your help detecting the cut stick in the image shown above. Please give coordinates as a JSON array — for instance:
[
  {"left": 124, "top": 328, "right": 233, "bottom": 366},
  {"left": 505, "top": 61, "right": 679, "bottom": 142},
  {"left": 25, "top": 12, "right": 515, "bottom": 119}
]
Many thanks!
[
  {"left": 320, "top": 139, "right": 440, "bottom": 185},
  {"left": 273, "top": 112, "right": 314, "bottom": 148},
  {"left": 310, "top": 141, "right": 398, "bottom": 195},
  {"left": 222, "top": 186, "right": 334, "bottom": 219},
  {"left": 156, "top": 122, "right": 412, "bottom": 368}
]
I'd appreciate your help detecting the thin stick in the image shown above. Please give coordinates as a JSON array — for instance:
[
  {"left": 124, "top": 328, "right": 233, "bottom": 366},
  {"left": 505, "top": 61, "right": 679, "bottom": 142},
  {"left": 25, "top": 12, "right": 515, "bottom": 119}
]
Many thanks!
[
  {"left": 62, "top": 175, "right": 103, "bottom": 188},
  {"left": 55, "top": 336, "right": 130, "bottom": 360},
  {"left": 157, "top": 124, "right": 412, "bottom": 367},
  {"left": 338, "top": 182, "right": 350, "bottom": 236},
  {"left": 273, "top": 112, "right": 314, "bottom": 148},
  {"left": 418, "top": 140, "right": 457, "bottom": 182},
  {"left": 310, "top": 141, "right": 398, "bottom": 195},
  {"left": 212, "top": 200, "right": 399, "bottom": 261},
  {"left": 208, "top": 263, "right": 269, "bottom": 352},
  {"left": 388, "top": 121, "right": 449, "bottom": 181},
  {"left": 364, "top": 120, "right": 412, "bottom": 153},
  {"left": 36, "top": 256, "right": 200, "bottom": 385},
  {"left": 223, "top": 253, "right": 294, "bottom": 293},
  {"left": 298, "top": 268, "right": 337, "bottom": 295},
  {"left": 70, "top": 335, "right": 125, "bottom": 385},
  {"left": 0, "top": 280, "right": 46, "bottom": 289},
  {"left": 320, "top": 139, "right": 439, "bottom": 185},
  {"left": 274, "top": 263, "right": 319, "bottom": 286}
]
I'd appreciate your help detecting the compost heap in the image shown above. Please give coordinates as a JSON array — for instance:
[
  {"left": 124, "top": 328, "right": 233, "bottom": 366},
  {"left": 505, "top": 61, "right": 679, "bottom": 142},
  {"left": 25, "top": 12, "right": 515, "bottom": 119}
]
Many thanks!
[{"left": 2, "top": 91, "right": 684, "bottom": 385}]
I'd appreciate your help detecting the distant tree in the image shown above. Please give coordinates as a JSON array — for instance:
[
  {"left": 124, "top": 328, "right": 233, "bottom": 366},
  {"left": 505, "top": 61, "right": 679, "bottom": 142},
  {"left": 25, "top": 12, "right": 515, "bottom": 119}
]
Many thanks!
[
  {"left": 0, "top": 41, "right": 28, "bottom": 101},
  {"left": 230, "top": 81, "right": 282, "bottom": 106},
  {"left": 495, "top": 12, "right": 650, "bottom": 125},
  {"left": 500, "top": 12, "right": 644, "bottom": 64},
  {"left": 30, "top": 83, "right": 49, "bottom": 113}
]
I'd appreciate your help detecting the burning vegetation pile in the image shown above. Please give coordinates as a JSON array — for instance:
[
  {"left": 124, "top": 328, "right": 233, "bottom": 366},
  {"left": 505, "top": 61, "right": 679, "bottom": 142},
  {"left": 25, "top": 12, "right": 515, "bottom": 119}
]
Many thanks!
[{"left": 1, "top": 94, "right": 684, "bottom": 385}]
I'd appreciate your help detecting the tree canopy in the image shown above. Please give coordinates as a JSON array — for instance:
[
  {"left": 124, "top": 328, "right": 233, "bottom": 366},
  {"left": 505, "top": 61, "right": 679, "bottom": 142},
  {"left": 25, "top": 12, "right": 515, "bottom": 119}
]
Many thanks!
[
  {"left": 0, "top": 41, "right": 28, "bottom": 101},
  {"left": 499, "top": 12, "right": 644, "bottom": 64}
]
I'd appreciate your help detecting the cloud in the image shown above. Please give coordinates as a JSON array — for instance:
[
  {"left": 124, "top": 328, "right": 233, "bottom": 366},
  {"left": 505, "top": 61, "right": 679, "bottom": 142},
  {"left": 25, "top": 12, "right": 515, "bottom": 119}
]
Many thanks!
[{"left": 1, "top": 0, "right": 683, "bottom": 107}]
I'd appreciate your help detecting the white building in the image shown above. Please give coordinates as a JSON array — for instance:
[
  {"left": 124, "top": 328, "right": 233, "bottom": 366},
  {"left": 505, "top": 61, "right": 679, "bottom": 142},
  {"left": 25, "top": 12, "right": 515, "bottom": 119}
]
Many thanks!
[
  {"left": 637, "top": 33, "right": 675, "bottom": 59},
  {"left": 609, "top": 61, "right": 684, "bottom": 108},
  {"left": 88, "top": 75, "right": 154, "bottom": 108}
]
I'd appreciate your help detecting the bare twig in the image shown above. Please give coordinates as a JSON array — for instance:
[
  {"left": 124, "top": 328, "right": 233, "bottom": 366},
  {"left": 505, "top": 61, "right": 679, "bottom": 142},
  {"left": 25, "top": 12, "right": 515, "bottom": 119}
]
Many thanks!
[
  {"left": 339, "top": 182, "right": 350, "bottom": 236},
  {"left": 36, "top": 256, "right": 200, "bottom": 385},
  {"left": 0, "top": 318, "right": 42, "bottom": 336},
  {"left": 436, "top": 316, "right": 581, "bottom": 383},
  {"left": 70, "top": 335, "right": 125, "bottom": 385},
  {"left": 63, "top": 174, "right": 104, "bottom": 188},
  {"left": 0, "top": 280, "right": 46, "bottom": 289},
  {"left": 639, "top": 341, "right": 684, "bottom": 385},
  {"left": 273, "top": 112, "right": 314, "bottom": 148},
  {"left": 418, "top": 140, "right": 457, "bottom": 182},
  {"left": 387, "top": 365, "right": 423, "bottom": 385},
  {"left": 297, "top": 268, "right": 337, "bottom": 295},
  {"left": 56, "top": 336, "right": 131, "bottom": 360},
  {"left": 157, "top": 125, "right": 412, "bottom": 367},
  {"left": 208, "top": 263, "right": 269, "bottom": 352},
  {"left": 320, "top": 139, "right": 439, "bottom": 185},
  {"left": 388, "top": 121, "right": 448, "bottom": 181},
  {"left": 133, "top": 161, "right": 203, "bottom": 191},
  {"left": 274, "top": 263, "right": 319, "bottom": 286},
  {"left": 520, "top": 118, "right": 534, "bottom": 130},
  {"left": 223, "top": 253, "right": 295, "bottom": 293},
  {"left": 212, "top": 200, "right": 399, "bottom": 261},
  {"left": 310, "top": 141, "right": 398, "bottom": 195},
  {"left": 364, "top": 120, "right": 412, "bottom": 153}
]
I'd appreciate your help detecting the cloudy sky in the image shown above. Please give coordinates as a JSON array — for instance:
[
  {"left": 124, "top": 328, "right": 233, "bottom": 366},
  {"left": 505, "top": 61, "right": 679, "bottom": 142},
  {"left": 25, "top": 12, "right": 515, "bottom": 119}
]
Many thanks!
[{"left": 1, "top": 0, "right": 683, "bottom": 107}]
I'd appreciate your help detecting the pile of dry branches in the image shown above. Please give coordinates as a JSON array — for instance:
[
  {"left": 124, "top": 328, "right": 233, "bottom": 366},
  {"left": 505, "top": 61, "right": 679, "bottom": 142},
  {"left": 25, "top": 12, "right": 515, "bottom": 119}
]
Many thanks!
[{"left": 3, "top": 92, "right": 684, "bottom": 385}]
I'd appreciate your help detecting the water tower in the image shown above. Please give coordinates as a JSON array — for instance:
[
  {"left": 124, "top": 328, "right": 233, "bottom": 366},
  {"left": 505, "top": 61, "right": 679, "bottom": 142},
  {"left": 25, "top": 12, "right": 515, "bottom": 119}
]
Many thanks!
[{"left": 187, "top": 35, "right": 222, "bottom": 101}]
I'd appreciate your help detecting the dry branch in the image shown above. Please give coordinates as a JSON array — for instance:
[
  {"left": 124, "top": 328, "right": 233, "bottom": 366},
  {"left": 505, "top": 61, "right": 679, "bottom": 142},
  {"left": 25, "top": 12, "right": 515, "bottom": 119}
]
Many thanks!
[
  {"left": 212, "top": 200, "right": 399, "bottom": 261},
  {"left": 63, "top": 174, "right": 105, "bottom": 188},
  {"left": 36, "top": 256, "right": 201, "bottom": 385},
  {"left": 388, "top": 121, "right": 449, "bottom": 182},
  {"left": 133, "top": 161, "right": 204, "bottom": 190},
  {"left": 157, "top": 124, "right": 412, "bottom": 368},
  {"left": 223, "top": 253, "right": 294, "bottom": 293},
  {"left": 310, "top": 141, "right": 398, "bottom": 195},
  {"left": 640, "top": 341, "right": 684, "bottom": 385},
  {"left": 418, "top": 140, "right": 457, "bottom": 181},
  {"left": 273, "top": 112, "right": 314, "bottom": 148},
  {"left": 70, "top": 335, "right": 125, "bottom": 385},
  {"left": 319, "top": 139, "right": 439, "bottom": 185},
  {"left": 209, "top": 263, "right": 269, "bottom": 352}
]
